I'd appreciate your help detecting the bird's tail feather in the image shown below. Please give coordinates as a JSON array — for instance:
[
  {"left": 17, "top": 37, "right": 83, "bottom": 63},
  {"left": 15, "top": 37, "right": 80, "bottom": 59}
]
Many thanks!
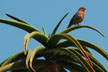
[{"left": 67, "top": 23, "right": 73, "bottom": 28}]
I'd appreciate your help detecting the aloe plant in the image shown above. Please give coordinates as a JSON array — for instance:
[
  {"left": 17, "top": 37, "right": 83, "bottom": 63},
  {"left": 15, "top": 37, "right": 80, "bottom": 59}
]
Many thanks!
[{"left": 0, "top": 13, "right": 107, "bottom": 72}]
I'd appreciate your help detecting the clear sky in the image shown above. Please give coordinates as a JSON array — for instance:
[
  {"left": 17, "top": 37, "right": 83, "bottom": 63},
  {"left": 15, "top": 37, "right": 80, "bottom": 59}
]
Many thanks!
[{"left": 0, "top": 0, "right": 108, "bottom": 71}]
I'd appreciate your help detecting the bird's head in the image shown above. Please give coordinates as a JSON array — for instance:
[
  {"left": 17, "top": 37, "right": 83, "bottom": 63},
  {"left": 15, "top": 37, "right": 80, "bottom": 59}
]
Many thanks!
[{"left": 78, "top": 7, "right": 86, "bottom": 11}]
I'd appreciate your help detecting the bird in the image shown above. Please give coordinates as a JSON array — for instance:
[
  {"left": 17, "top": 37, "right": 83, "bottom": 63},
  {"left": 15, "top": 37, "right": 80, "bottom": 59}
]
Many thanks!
[{"left": 67, "top": 7, "right": 86, "bottom": 28}]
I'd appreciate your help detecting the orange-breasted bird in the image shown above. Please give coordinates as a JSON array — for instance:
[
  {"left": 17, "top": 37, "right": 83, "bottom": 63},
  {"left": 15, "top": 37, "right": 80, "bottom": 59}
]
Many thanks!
[{"left": 67, "top": 7, "right": 86, "bottom": 28}]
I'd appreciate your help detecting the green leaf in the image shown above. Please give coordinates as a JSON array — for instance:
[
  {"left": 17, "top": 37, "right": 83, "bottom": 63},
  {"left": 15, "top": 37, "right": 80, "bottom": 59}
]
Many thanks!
[
  {"left": 30, "top": 46, "right": 46, "bottom": 72},
  {"left": 93, "top": 62, "right": 104, "bottom": 72},
  {"left": 51, "top": 12, "right": 69, "bottom": 36},
  {"left": 6, "top": 13, "right": 28, "bottom": 24},
  {"left": 80, "top": 46, "right": 92, "bottom": 54},
  {"left": 56, "top": 41, "right": 92, "bottom": 54},
  {"left": 0, "top": 51, "right": 25, "bottom": 66},
  {"left": 0, "top": 18, "right": 40, "bottom": 33},
  {"left": 78, "top": 40, "right": 108, "bottom": 60},
  {"left": 56, "top": 39, "right": 108, "bottom": 60},
  {"left": 88, "top": 53, "right": 107, "bottom": 72},
  {"left": 11, "top": 69, "right": 28, "bottom": 72},
  {"left": 59, "top": 25, "right": 105, "bottom": 37},
  {"left": 0, "top": 59, "right": 47, "bottom": 72},
  {"left": 45, "top": 48, "right": 93, "bottom": 72},
  {"left": 48, "top": 33, "right": 51, "bottom": 38},
  {"left": 68, "top": 49, "right": 95, "bottom": 72},
  {"left": 48, "top": 33, "right": 83, "bottom": 50},
  {"left": 26, "top": 50, "right": 33, "bottom": 71},
  {"left": 24, "top": 31, "right": 48, "bottom": 54},
  {"left": 47, "top": 33, "right": 92, "bottom": 67},
  {"left": 75, "top": 49, "right": 107, "bottom": 72},
  {"left": 0, "top": 62, "right": 15, "bottom": 71},
  {"left": 58, "top": 60, "right": 85, "bottom": 72},
  {"left": 42, "top": 26, "right": 47, "bottom": 36},
  {"left": 47, "top": 33, "right": 86, "bottom": 55}
]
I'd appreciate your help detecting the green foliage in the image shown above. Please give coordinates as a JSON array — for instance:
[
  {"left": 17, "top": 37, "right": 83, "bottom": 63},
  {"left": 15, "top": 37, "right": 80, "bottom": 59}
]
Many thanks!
[
  {"left": 6, "top": 13, "right": 29, "bottom": 24},
  {"left": 0, "top": 13, "right": 107, "bottom": 72},
  {"left": 51, "top": 12, "right": 69, "bottom": 36}
]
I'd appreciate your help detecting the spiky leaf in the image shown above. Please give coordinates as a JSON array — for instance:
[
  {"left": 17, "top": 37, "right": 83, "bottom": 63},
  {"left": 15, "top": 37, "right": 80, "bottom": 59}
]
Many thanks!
[
  {"left": 51, "top": 12, "right": 69, "bottom": 36},
  {"left": 59, "top": 25, "right": 104, "bottom": 37}
]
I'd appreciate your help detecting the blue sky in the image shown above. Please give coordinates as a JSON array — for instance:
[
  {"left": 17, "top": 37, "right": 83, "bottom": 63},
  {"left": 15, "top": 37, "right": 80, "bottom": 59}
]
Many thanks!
[{"left": 0, "top": 0, "right": 108, "bottom": 71}]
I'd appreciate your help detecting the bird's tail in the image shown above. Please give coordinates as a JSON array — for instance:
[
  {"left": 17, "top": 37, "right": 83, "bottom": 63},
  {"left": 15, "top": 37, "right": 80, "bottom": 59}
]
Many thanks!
[
  {"left": 67, "top": 25, "right": 70, "bottom": 28},
  {"left": 67, "top": 23, "right": 72, "bottom": 28}
]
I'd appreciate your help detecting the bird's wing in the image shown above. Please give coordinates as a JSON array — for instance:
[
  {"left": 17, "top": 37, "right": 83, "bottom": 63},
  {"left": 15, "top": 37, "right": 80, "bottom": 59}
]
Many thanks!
[{"left": 67, "top": 14, "right": 77, "bottom": 28}]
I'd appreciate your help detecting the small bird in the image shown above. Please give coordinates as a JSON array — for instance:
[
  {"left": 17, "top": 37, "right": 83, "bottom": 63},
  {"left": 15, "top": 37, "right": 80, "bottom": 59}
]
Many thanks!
[{"left": 67, "top": 7, "right": 86, "bottom": 28}]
